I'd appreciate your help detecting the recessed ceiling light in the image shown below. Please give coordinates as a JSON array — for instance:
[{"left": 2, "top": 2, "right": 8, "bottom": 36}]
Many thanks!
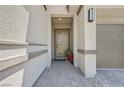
[{"left": 59, "top": 18, "right": 62, "bottom": 21}]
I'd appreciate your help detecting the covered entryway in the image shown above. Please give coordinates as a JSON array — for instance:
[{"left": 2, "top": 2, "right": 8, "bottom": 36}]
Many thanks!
[
  {"left": 51, "top": 17, "right": 73, "bottom": 61},
  {"left": 1, "top": 5, "right": 124, "bottom": 87}
]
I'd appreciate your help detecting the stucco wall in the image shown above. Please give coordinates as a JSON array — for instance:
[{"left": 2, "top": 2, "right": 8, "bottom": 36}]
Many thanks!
[
  {"left": 77, "top": 6, "right": 96, "bottom": 78},
  {"left": 24, "top": 5, "right": 48, "bottom": 44},
  {"left": 0, "top": 5, "right": 49, "bottom": 87},
  {"left": 24, "top": 5, "right": 51, "bottom": 68},
  {"left": 0, "top": 5, "right": 29, "bottom": 86},
  {"left": 0, "top": 51, "right": 47, "bottom": 87},
  {"left": 0, "top": 6, "right": 29, "bottom": 66},
  {"left": 23, "top": 5, "right": 49, "bottom": 86},
  {"left": 0, "top": 6, "right": 29, "bottom": 43},
  {"left": 77, "top": 7, "right": 85, "bottom": 74}
]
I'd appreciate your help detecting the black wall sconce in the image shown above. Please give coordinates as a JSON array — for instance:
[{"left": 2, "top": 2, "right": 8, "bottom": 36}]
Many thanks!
[{"left": 88, "top": 8, "right": 95, "bottom": 22}]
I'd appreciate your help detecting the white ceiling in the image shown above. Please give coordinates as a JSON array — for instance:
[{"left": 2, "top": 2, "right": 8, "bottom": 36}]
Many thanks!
[
  {"left": 48, "top": 6, "right": 77, "bottom": 25},
  {"left": 47, "top": 5, "right": 79, "bottom": 15},
  {"left": 52, "top": 17, "right": 73, "bottom": 25}
]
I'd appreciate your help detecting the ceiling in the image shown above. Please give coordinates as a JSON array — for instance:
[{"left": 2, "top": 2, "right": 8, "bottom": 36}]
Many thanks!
[
  {"left": 46, "top": 5, "right": 124, "bottom": 22},
  {"left": 46, "top": 6, "right": 124, "bottom": 17},
  {"left": 48, "top": 6, "right": 78, "bottom": 25},
  {"left": 47, "top": 5, "right": 79, "bottom": 15},
  {"left": 52, "top": 17, "right": 73, "bottom": 25}
]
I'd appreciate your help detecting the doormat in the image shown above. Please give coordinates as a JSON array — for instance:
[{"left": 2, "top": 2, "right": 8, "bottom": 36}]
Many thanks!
[{"left": 54, "top": 59, "right": 66, "bottom": 61}]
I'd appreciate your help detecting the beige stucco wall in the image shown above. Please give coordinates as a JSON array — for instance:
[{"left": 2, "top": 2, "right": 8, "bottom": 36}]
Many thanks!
[
  {"left": 77, "top": 7, "right": 85, "bottom": 73},
  {"left": 0, "top": 5, "right": 49, "bottom": 87},
  {"left": 0, "top": 5, "right": 29, "bottom": 71},
  {"left": 24, "top": 6, "right": 51, "bottom": 68},
  {"left": 24, "top": 6, "right": 48, "bottom": 44},
  {"left": 0, "top": 5, "right": 29, "bottom": 86},
  {"left": 0, "top": 52, "right": 47, "bottom": 87},
  {"left": 0, "top": 6, "right": 29, "bottom": 43},
  {"left": 77, "top": 6, "right": 96, "bottom": 78}
]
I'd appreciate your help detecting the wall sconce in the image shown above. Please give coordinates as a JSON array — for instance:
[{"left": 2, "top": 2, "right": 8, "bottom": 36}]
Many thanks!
[{"left": 88, "top": 8, "right": 95, "bottom": 22}]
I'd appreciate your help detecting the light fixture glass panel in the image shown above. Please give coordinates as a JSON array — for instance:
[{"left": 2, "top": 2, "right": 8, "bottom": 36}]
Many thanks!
[{"left": 88, "top": 8, "right": 95, "bottom": 22}]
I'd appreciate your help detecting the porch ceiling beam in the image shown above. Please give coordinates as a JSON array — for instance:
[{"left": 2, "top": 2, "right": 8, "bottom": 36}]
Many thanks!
[
  {"left": 66, "top": 5, "right": 70, "bottom": 12},
  {"left": 77, "top": 5, "right": 83, "bottom": 16},
  {"left": 43, "top": 5, "right": 47, "bottom": 11}
]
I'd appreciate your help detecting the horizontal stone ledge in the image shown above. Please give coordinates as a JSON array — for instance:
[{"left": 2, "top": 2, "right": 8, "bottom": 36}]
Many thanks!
[
  {"left": 0, "top": 41, "right": 48, "bottom": 50},
  {"left": 0, "top": 41, "right": 28, "bottom": 46},
  {"left": 77, "top": 49, "right": 96, "bottom": 54},
  {"left": 0, "top": 46, "right": 27, "bottom": 50},
  {"left": 0, "top": 50, "right": 48, "bottom": 72},
  {"left": 29, "top": 43, "right": 48, "bottom": 46},
  {"left": 28, "top": 49, "right": 48, "bottom": 59},
  {"left": 0, "top": 54, "right": 28, "bottom": 71},
  {"left": 0, "top": 41, "right": 48, "bottom": 46}
]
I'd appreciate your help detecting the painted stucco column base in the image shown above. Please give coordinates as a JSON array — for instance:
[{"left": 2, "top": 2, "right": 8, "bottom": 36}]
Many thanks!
[
  {"left": 85, "top": 74, "right": 96, "bottom": 78},
  {"left": 85, "top": 54, "right": 96, "bottom": 78}
]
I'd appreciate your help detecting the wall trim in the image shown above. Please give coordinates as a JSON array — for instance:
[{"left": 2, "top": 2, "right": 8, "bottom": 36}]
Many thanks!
[
  {"left": 0, "top": 41, "right": 28, "bottom": 46},
  {"left": 96, "top": 18, "right": 124, "bottom": 24},
  {"left": 97, "top": 68, "right": 124, "bottom": 70},
  {"left": 0, "top": 41, "right": 48, "bottom": 46},
  {"left": 77, "top": 49, "right": 96, "bottom": 54},
  {"left": 29, "top": 43, "right": 48, "bottom": 46},
  {"left": 28, "top": 49, "right": 48, "bottom": 59},
  {"left": 0, "top": 54, "right": 28, "bottom": 71},
  {"left": 0, "top": 41, "right": 48, "bottom": 50},
  {"left": 0, "top": 50, "right": 48, "bottom": 72}
]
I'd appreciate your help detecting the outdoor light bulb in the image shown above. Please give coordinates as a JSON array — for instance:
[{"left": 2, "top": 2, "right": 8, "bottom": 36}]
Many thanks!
[{"left": 59, "top": 18, "right": 62, "bottom": 21}]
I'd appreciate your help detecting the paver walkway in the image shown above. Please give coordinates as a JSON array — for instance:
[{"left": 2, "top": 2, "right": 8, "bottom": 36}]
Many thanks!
[
  {"left": 33, "top": 61, "right": 124, "bottom": 87},
  {"left": 33, "top": 61, "right": 91, "bottom": 87}
]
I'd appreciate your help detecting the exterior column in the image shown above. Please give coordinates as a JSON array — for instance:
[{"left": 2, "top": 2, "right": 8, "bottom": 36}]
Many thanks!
[
  {"left": 47, "top": 14, "right": 52, "bottom": 68},
  {"left": 73, "top": 15, "right": 78, "bottom": 68},
  {"left": 83, "top": 6, "right": 96, "bottom": 78}
]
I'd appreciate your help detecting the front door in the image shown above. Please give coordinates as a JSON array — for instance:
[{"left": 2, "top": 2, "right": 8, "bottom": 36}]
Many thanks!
[{"left": 55, "top": 29, "right": 69, "bottom": 59}]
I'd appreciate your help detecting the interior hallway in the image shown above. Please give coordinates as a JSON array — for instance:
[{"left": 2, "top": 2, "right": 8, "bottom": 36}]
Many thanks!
[{"left": 33, "top": 61, "right": 124, "bottom": 87}]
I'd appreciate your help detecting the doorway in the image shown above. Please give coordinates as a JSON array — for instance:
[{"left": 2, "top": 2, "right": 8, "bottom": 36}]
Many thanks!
[
  {"left": 54, "top": 29, "right": 70, "bottom": 60},
  {"left": 51, "top": 17, "right": 73, "bottom": 61}
]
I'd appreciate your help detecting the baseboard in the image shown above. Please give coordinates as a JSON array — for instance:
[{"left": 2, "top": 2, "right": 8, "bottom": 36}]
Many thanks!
[
  {"left": 85, "top": 74, "right": 96, "bottom": 78},
  {"left": 54, "top": 59, "right": 66, "bottom": 61},
  {"left": 97, "top": 68, "right": 124, "bottom": 70}
]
